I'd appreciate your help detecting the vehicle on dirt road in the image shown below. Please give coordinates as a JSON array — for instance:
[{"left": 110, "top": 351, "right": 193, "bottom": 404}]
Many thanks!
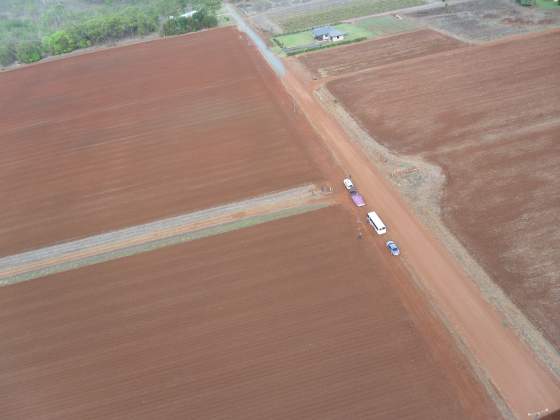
[
  {"left": 350, "top": 191, "right": 365, "bottom": 207},
  {"left": 343, "top": 177, "right": 365, "bottom": 206},
  {"left": 386, "top": 240, "right": 400, "bottom": 256},
  {"left": 367, "top": 211, "right": 387, "bottom": 235},
  {"left": 343, "top": 178, "right": 354, "bottom": 190}
]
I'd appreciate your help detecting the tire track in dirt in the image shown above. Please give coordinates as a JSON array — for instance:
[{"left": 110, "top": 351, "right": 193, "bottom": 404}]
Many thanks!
[{"left": 0, "top": 184, "right": 335, "bottom": 286}]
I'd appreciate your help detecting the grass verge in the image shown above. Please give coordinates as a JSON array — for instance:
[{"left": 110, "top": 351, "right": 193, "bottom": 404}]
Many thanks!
[
  {"left": 0, "top": 203, "right": 331, "bottom": 287},
  {"left": 535, "top": 0, "right": 560, "bottom": 8},
  {"left": 354, "top": 15, "right": 418, "bottom": 36},
  {"left": 278, "top": 0, "right": 425, "bottom": 33}
]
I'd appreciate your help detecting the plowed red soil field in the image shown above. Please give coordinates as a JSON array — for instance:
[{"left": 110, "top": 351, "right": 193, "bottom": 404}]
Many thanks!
[
  {"left": 0, "top": 206, "right": 498, "bottom": 419},
  {"left": 0, "top": 27, "right": 322, "bottom": 257},
  {"left": 328, "top": 30, "right": 560, "bottom": 349},
  {"left": 299, "top": 29, "right": 465, "bottom": 78}
]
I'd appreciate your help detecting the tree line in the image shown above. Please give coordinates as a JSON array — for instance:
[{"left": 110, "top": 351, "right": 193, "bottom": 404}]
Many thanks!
[{"left": 0, "top": 0, "right": 221, "bottom": 67}]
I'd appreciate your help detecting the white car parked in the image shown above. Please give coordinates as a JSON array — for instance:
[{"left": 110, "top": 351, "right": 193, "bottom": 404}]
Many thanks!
[{"left": 343, "top": 178, "right": 354, "bottom": 191}]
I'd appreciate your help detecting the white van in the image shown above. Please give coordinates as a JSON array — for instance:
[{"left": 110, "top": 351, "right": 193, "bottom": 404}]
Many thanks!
[{"left": 367, "top": 211, "right": 387, "bottom": 235}]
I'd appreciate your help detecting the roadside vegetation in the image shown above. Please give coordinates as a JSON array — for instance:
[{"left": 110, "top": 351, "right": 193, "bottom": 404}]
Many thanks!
[
  {"left": 277, "top": 0, "right": 425, "bottom": 32},
  {"left": 535, "top": 0, "right": 560, "bottom": 8},
  {"left": 0, "top": 0, "right": 222, "bottom": 67},
  {"left": 161, "top": 8, "right": 217, "bottom": 35}
]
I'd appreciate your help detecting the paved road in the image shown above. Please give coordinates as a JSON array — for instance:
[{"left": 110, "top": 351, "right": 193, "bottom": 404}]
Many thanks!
[
  {"left": 0, "top": 184, "right": 333, "bottom": 285},
  {"left": 225, "top": 3, "right": 285, "bottom": 77}
]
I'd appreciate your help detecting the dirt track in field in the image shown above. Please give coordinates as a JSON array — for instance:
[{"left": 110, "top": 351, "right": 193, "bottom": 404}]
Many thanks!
[
  {"left": 327, "top": 29, "right": 560, "bottom": 352},
  {"left": 0, "top": 184, "right": 334, "bottom": 284},
  {"left": 0, "top": 206, "right": 499, "bottom": 420},
  {"left": 299, "top": 29, "right": 467, "bottom": 78},
  {"left": 0, "top": 27, "right": 324, "bottom": 257},
  {"left": 281, "top": 35, "right": 560, "bottom": 414}
]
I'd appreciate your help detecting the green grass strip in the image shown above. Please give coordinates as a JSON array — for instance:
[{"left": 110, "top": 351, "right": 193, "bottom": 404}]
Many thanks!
[
  {"left": 1, "top": 203, "right": 330, "bottom": 287},
  {"left": 279, "top": 0, "right": 425, "bottom": 33}
]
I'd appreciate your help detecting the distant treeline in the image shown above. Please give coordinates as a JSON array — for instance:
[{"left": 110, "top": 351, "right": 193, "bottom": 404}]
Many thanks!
[
  {"left": 161, "top": 9, "right": 217, "bottom": 36},
  {"left": 0, "top": 0, "right": 222, "bottom": 67}
]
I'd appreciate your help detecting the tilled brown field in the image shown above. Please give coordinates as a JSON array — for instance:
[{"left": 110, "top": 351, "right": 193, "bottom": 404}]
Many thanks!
[
  {"left": 328, "top": 30, "right": 560, "bottom": 349},
  {"left": 0, "top": 206, "right": 498, "bottom": 419},
  {"left": 299, "top": 29, "right": 466, "bottom": 78},
  {"left": 0, "top": 27, "right": 322, "bottom": 257}
]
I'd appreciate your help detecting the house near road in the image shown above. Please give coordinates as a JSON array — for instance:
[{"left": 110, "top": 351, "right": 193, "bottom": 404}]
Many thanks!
[{"left": 312, "top": 26, "right": 346, "bottom": 42}]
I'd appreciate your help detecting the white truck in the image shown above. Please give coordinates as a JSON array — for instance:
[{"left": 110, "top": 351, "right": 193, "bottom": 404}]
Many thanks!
[{"left": 367, "top": 211, "right": 387, "bottom": 235}]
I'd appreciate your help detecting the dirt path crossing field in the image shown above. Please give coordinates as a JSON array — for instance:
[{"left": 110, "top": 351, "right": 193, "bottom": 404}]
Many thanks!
[{"left": 0, "top": 184, "right": 334, "bottom": 285}]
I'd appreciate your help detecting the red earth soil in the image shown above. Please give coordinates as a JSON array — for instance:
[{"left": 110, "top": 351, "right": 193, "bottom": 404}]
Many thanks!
[
  {"left": 299, "top": 29, "right": 466, "bottom": 78},
  {"left": 544, "top": 409, "right": 560, "bottom": 419},
  {"left": 328, "top": 30, "right": 560, "bottom": 349},
  {"left": 0, "top": 206, "right": 499, "bottom": 419},
  {"left": 0, "top": 27, "right": 324, "bottom": 257}
]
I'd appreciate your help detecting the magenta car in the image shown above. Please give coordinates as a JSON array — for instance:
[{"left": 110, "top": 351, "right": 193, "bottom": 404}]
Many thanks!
[{"left": 350, "top": 191, "right": 366, "bottom": 207}]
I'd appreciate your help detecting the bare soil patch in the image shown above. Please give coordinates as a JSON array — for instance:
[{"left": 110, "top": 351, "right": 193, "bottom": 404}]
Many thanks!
[
  {"left": 405, "top": 0, "right": 560, "bottom": 42},
  {"left": 299, "top": 29, "right": 466, "bottom": 78},
  {"left": 328, "top": 30, "right": 560, "bottom": 350},
  {"left": 0, "top": 206, "right": 498, "bottom": 419},
  {"left": 0, "top": 27, "right": 324, "bottom": 257}
]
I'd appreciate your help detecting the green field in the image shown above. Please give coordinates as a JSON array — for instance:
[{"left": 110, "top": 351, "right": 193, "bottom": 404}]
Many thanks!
[
  {"left": 535, "top": 0, "right": 560, "bottom": 8},
  {"left": 273, "top": 23, "right": 373, "bottom": 50},
  {"left": 335, "top": 23, "right": 372, "bottom": 39},
  {"left": 354, "top": 15, "right": 418, "bottom": 36},
  {"left": 277, "top": 0, "right": 425, "bottom": 33},
  {"left": 274, "top": 31, "right": 316, "bottom": 49}
]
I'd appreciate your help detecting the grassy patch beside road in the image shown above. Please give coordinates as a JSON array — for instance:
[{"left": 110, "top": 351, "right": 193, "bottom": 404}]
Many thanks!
[
  {"left": 335, "top": 23, "right": 372, "bottom": 39},
  {"left": 355, "top": 15, "right": 419, "bottom": 36},
  {"left": 0, "top": 203, "right": 331, "bottom": 287},
  {"left": 278, "top": 0, "right": 425, "bottom": 32},
  {"left": 275, "top": 31, "right": 316, "bottom": 49},
  {"left": 274, "top": 22, "right": 373, "bottom": 50},
  {"left": 535, "top": 0, "right": 560, "bottom": 8}
]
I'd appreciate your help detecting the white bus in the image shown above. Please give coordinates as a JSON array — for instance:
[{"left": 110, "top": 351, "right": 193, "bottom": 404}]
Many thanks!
[{"left": 367, "top": 211, "right": 387, "bottom": 235}]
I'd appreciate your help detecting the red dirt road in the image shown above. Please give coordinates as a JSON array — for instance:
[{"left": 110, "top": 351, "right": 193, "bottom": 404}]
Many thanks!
[
  {"left": 282, "top": 55, "right": 560, "bottom": 417},
  {"left": 0, "top": 206, "right": 496, "bottom": 419},
  {"left": 328, "top": 30, "right": 560, "bottom": 350},
  {"left": 299, "top": 29, "right": 466, "bottom": 78},
  {"left": 0, "top": 27, "right": 322, "bottom": 257}
]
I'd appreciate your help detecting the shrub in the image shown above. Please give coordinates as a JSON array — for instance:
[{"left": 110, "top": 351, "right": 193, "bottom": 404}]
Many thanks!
[
  {"left": 0, "top": 42, "right": 17, "bottom": 66},
  {"left": 43, "top": 30, "right": 78, "bottom": 55},
  {"left": 15, "top": 40, "right": 43, "bottom": 63},
  {"left": 161, "top": 9, "right": 218, "bottom": 36}
]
